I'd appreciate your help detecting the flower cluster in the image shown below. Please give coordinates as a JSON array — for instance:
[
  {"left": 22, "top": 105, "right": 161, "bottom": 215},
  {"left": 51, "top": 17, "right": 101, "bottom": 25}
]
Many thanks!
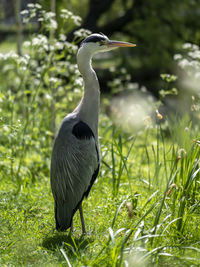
[
  {"left": 174, "top": 43, "right": 200, "bottom": 79},
  {"left": 60, "top": 9, "right": 82, "bottom": 26}
]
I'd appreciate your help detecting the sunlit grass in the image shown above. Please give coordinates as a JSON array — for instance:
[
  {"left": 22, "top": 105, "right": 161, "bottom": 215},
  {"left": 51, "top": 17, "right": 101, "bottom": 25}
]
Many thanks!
[
  {"left": 0, "top": 38, "right": 17, "bottom": 53},
  {"left": 1, "top": 113, "right": 200, "bottom": 266}
]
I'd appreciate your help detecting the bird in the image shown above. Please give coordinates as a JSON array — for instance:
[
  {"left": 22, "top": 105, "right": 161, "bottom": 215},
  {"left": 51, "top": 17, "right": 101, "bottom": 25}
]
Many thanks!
[{"left": 50, "top": 33, "right": 136, "bottom": 233}]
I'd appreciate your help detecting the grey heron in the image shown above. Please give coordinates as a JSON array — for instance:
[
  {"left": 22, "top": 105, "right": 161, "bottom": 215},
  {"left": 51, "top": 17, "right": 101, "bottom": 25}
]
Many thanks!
[{"left": 50, "top": 33, "right": 136, "bottom": 233}]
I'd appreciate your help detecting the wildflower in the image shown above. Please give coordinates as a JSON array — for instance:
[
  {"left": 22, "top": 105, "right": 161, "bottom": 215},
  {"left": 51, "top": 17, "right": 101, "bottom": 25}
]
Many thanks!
[
  {"left": 33, "top": 79, "right": 40, "bottom": 86},
  {"left": 61, "top": 9, "right": 72, "bottom": 19},
  {"left": 188, "top": 50, "right": 200, "bottom": 60},
  {"left": 0, "top": 53, "right": 5, "bottom": 60},
  {"left": 166, "top": 184, "right": 178, "bottom": 196},
  {"left": 177, "top": 148, "right": 186, "bottom": 161},
  {"left": 3, "top": 125, "right": 9, "bottom": 132},
  {"left": 32, "top": 35, "right": 48, "bottom": 51},
  {"left": 174, "top": 54, "right": 182, "bottom": 60},
  {"left": 73, "top": 15, "right": 81, "bottom": 26},
  {"left": 55, "top": 41, "right": 64, "bottom": 50},
  {"left": 18, "top": 56, "right": 29, "bottom": 66},
  {"left": 192, "top": 44, "right": 199, "bottom": 51},
  {"left": 50, "top": 19, "right": 58, "bottom": 30},
  {"left": 60, "top": 9, "right": 81, "bottom": 26},
  {"left": 59, "top": 34, "right": 66, "bottom": 41},
  {"left": 35, "top": 3, "right": 42, "bottom": 9},
  {"left": 74, "top": 29, "right": 92, "bottom": 38},
  {"left": 75, "top": 77, "right": 83, "bottom": 87},
  {"left": 156, "top": 109, "right": 163, "bottom": 120},
  {"left": 178, "top": 58, "right": 190, "bottom": 68},
  {"left": 45, "top": 93, "right": 52, "bottom": 100},
  {"left": 183, "top": 43, "right": 192, "bottom": 49},
  {"left": 126, "top": 202, "right": 133, "bottom": 218},
  {"left": 27, "top": 3, "right": 35, "bottom": 9},
  {"left": 65, "top": 42, "right": 77, "bottom": 53},
  {"left": 20, "top": 9, "right": 29, "bottom": 15},
  {"left": 120, "top": 67, "right": 126, "bottom": 74},
  {"left": 23, "top": 41, "right": 31, "bottom": 48}
]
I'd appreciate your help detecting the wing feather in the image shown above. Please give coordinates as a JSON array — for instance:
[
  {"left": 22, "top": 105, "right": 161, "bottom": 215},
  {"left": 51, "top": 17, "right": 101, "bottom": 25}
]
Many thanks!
[{"left": 50, "top": 117, "right": 99, "bottom": 230}]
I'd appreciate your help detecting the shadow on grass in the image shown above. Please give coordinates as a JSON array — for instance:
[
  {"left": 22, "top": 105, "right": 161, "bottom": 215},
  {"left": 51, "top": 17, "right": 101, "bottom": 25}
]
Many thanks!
[{"left": 42, "top": 231, "right": 94, "bottom": 254}]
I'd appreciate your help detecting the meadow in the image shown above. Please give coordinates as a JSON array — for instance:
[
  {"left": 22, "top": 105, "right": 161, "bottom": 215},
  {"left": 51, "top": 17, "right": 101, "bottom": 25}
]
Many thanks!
[{"left": 0, "top": 5, "right": 200, "bottom": 266}]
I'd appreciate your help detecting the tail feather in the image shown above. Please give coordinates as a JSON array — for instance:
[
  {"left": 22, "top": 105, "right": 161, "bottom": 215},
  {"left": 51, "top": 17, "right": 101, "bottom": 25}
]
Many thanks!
[{"left": 55, "top": 201, "right": 72, "bottom": 231}]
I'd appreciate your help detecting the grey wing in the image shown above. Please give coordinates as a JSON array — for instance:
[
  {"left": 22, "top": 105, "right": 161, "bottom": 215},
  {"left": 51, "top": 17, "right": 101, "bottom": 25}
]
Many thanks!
[{"left": 50, "top": 121, "right": 99, "bottom": 230}]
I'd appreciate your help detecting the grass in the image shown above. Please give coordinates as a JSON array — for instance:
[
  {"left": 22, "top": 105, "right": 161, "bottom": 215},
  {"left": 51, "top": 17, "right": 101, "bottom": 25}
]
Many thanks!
[
  {"left": 0, "top": 37, "right": 17, "bottom": 53},
  {"left": 0, "top": 111, "right": 200, "bottom": 266},
  {"left": 0, "top": 6, "right": 200, "bottom": 265}
]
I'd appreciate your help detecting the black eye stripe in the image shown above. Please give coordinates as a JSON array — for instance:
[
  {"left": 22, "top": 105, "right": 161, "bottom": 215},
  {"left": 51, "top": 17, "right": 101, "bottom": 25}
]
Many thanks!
[{"left": 82, "top": 35, "right": 107, "bottom": 44}]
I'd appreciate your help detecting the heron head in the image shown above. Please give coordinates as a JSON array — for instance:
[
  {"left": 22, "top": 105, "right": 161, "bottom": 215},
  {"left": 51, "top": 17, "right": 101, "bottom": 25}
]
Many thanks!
[{"left": 80, "top": 33, "right": 136, "bottom": 54}]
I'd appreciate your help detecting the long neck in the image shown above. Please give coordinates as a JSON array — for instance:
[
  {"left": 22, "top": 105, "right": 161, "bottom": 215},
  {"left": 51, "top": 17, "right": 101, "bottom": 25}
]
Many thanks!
[{"left": 75, "top": 47, "right": 100, "bottom": 138}]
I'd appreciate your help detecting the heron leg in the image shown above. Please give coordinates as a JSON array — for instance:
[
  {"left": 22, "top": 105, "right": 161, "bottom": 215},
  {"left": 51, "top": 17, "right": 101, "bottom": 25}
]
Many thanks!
[{"left": 79, "top": 203, "right": 86, "bottom": 234}]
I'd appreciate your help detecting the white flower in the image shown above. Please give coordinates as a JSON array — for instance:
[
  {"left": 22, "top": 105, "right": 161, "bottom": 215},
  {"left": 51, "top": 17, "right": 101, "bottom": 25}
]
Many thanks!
[
  {"left": 189, "top": 50, "right": 200, "bottom": 60},
  {"left": 178, "top": 58, "right": 190, "bottom": 68},
  {"left": 59, "top": 34, "right": 66, "bottom": 41},
  {"left": 120, "top": 67, "right": 126, "bottom": 74},
  {"left": 49, "top": 45, "right": 55, "bottom": 52},
  {"left": 192, "top": 44, "right": 199, "bottom": 51},
  {"left": 27, "top": 3, "right": 35, "bottom": 8},
  {"left": 190, "top": 60, "right": 199, "bottom": 69},
  {"left": 21, "top": 66, "right": 27, "bottom": 71},
  {"left": 183, "top": 43, "right": 192, "bottom": 49},
  {"left": 0, "top": 53, "right": 5, "bottom": 60},
  {"left": 33, "top": 79, "right": 40, "bottom": 86},
  {"left": 45, "top": 93, "right": 52, "bottom": 100},
  {"left": 51, "top": 19, "right": 57, "bottom": 29},
  {"left": 74, "top": 29, "right": 92, "bottom": 38},
  {"left": 61, "top": 9, "right": 73, "bottom": 17},
  {"left": 75, "top": 77, "right": 83, "bottom": 86},
  {"left": 24, "top": 54, "right": 30, "bottom": 61},
  {"left": 64, "top": 42, "right": 77, "bottom": 53},
  {"left": 3, "top": 51, "right": 18, "bottom": 60},
  {"left": 49, "top": 77, "right": 58, "bottom": 84},
  {"left": 73, "top": 15, "right": 81, "bottom": 26},
  {"left": 20, "top": 10, "right": 29, "bottom": 15},
  {"left": 55, "top": 41, "right": 64, "bottom": 50},
  {"left": 3, "top": 125, "right": 9, "bottom": 132},
  {"left": 18, "top": 56, "right": 28, "bottom": 65},
  {"left": 23, "top": 41, "right": 31, "bottom": 47},
  {"left": 31, "top": 35, "right": 49, "bottom": 51},
  {"left": 109, "top": 66, "right": 116, "bottom": 72},
  {"left": 35, "top": 3, "right": 42, "bottom": 9},
  {"left": 174, "top": 54, "right": 182, "bottom": 60}
]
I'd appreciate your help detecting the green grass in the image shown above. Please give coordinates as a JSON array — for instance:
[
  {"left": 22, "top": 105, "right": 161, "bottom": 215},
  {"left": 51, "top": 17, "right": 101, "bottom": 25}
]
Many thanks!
[
  {"left": 0, "top": 37, "right": 17, "bottom": 53},
  {"left": 1, "top": 111, "right": 200, "bottom": 266}
]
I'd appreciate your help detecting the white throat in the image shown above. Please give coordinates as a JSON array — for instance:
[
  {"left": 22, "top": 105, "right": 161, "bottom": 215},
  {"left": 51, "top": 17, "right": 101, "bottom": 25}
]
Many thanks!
[{"left": 74, "top": 45, "right": 100, "bottom": 138}]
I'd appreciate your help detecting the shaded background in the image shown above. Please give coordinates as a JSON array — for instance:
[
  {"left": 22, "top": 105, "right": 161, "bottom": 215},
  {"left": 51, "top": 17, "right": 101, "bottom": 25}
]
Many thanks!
[{"left": 0, "top": 0, "right": 199, "bottom": 97}]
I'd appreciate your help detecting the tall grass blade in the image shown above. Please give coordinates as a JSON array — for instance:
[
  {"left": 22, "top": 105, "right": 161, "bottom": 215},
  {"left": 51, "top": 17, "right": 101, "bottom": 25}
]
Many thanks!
[{"left": 60, "top": 248, "right": 72, "bottom": 267}]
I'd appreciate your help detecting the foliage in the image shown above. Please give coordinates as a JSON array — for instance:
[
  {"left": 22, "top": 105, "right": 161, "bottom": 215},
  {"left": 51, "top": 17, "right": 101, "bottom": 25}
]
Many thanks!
[
  {"left": 58, "top": 0, "right": 200, "bottom": 92},
  {"left": 0, "top": 5, "right": 200, "bottom": 267}
]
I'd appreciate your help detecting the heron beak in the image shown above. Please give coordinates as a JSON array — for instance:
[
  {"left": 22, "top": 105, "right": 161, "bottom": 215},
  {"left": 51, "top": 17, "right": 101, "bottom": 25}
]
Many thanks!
[{"left": 107, "top": 40, "right": 136, "bottom": 48}]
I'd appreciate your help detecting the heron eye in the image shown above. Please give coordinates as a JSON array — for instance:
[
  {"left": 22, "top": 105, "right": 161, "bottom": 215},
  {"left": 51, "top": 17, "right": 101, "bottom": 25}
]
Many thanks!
[{"left": 99, "top": 40, "right": 107, "bottom": 46}]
